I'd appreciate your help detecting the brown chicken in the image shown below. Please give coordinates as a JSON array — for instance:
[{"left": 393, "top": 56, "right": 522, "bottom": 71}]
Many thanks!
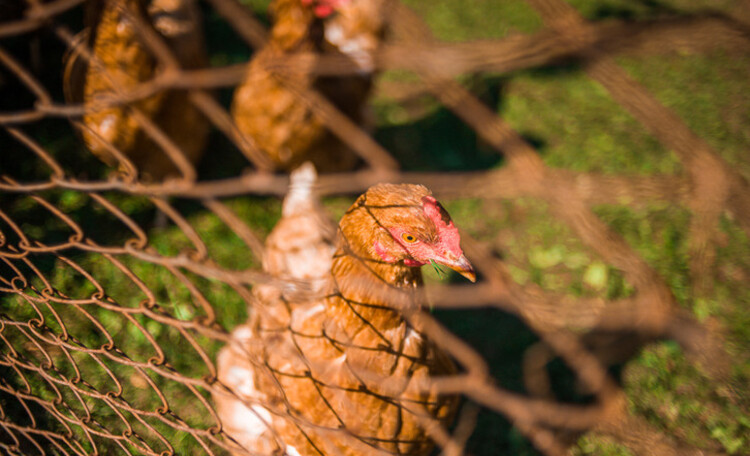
[
  {"left": 63, "top": 0, "right": 210, "bottom": 181},
  {"left": 231, "top": 0, "right": 387, "bottom": 172},
  {"left": 215, "top": 166, "right": 476, "bottom": 455},
  {"left": 215, "top": 162, "right": 337, "bottom": 455}
]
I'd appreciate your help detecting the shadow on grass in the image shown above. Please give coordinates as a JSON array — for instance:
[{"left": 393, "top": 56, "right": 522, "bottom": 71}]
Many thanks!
[
  {"left": 434, "top": 305, "right": 542, "bottom": 455},
  {"left": 431, "top": 246, "right": 608, "bottom": 455},
  {"left": 0, "top": 366, "right": 63, "bottom": 455},
  {"left": 375, "top": 76, "right": 507, "bottom": 172}
]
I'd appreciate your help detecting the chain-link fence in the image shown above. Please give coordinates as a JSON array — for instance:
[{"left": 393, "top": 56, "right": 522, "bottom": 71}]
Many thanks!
[{"left": 1, "top": 0, "right": 749, "bottom": 454}]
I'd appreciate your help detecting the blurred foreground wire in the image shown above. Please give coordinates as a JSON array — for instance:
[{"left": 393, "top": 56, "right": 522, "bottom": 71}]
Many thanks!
[{"left": 1, "top": 0, "right": 749, "bottom": 455}]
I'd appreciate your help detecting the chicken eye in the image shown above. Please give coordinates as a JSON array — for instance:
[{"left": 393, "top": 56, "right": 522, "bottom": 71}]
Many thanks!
[{"left": 401, "top": 233, "right": 418, "bottom": 243}]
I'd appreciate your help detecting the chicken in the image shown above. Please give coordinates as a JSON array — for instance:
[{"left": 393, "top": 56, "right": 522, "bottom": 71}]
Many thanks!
[
  {"left": 216, "top": 162, "right": 337, "bottom": 455},
  {"left": 215, "top": 168, "right": 476, "bottom": 456},
  {"left": 63, "top": 0, "right": 210, "bottom": 181},
  {"left": 231, "top": 0, "right": 386, "bottom": 172}
]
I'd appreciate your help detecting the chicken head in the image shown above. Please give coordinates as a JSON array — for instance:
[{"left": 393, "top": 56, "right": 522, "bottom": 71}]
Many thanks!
[{"left": 342, "top": 183, "right": 476, "bottom": 282}]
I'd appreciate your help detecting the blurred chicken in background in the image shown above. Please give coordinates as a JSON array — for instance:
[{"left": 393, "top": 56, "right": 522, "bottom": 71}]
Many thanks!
[
  {"left": 215, "top": 162, "right": 337, "bottom": 455},
  {"left": 231, "top": 0, "right": 387, "bottom": 172},
  {"left": 63, "top": 0, "right": 210, "bottom": 181}
]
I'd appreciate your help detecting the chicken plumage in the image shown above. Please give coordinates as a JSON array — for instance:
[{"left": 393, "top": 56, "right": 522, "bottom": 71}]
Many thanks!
[
  {"left": 215, "top": 163, "right": 336, "bottom": 455},
  {"left": 215, "top": 168, "right": 475, "bottom": 456},
  {"left": 63, "top": 0, "right": 210, "bottom": 181},
  {"left": 231, "top": 0, "right": 386, "bottom": 172}
]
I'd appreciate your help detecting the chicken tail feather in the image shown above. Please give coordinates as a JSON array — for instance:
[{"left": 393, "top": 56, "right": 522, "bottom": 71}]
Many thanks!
[{"left": 282, "top": 162, "right": 319, "bottom": 217}]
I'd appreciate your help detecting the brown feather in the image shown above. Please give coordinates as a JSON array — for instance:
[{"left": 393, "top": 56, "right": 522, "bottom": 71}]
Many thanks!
[
  {"left": 231, "top": 0, "right": 386, "bottom": 172},
  {"left": 216, "top": 176, "right": 461, "bottom": 456},
  {"left": 63, "top": 0, "right": 210, "bottom": 181}
]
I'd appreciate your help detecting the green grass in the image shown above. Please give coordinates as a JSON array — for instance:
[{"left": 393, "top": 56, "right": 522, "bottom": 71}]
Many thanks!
[
  {"left": 501, "top": 69, "right": 680, "bottom": 175},
  {"left": 1, "top": 0, "right": 749, "bottom": 455},
  {"left": 401, "top": 0, "right": 543, "bottom": 41}
]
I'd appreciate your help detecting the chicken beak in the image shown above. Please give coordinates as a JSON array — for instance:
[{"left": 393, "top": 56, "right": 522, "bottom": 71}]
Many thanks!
[{"left": 440, "top": 253, "right": 476, "bottom": 283}]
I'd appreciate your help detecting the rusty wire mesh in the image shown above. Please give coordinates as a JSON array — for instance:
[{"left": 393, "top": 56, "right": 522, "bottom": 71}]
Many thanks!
[{"left": 1, "top": 0, "right": 750, "bottom": 455}]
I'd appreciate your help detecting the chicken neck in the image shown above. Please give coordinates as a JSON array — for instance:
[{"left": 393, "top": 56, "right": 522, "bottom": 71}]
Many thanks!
[{"left": 324, "top": 204, "right": 426, "bottom": 351}]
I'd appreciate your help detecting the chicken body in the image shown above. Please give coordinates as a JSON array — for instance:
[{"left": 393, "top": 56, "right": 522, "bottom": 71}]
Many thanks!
[
  {"left": 64, "top": 0, "right": 209, "bottom": 181},
  {"left": 231, "top": 0, "right": 386, "bottom": 172},
  {"left": 215, "top": 163, "right": 337, "bottom": 455},
  {"left": 216, "top": 172, "right": 474, "bottom": 455}
]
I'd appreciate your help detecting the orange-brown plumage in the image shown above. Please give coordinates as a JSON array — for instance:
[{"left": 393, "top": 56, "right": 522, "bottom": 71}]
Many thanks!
[
  {"left": 63, "top": 0, "right": 210, "bottom": 181},
  {"left": 216, "top": 171, "right": 474, "bottom": 455},
  {"left": 231, "top": 0, "right": 386, "bottom": 172}
]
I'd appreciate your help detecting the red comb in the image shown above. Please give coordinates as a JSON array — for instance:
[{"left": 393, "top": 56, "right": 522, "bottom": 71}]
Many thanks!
[
  {"left": 301, "top": 0, "right": 348, "bottom": 18},
  {"left": 421, "top": 196, "right": 462, "bottom": 254}
]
